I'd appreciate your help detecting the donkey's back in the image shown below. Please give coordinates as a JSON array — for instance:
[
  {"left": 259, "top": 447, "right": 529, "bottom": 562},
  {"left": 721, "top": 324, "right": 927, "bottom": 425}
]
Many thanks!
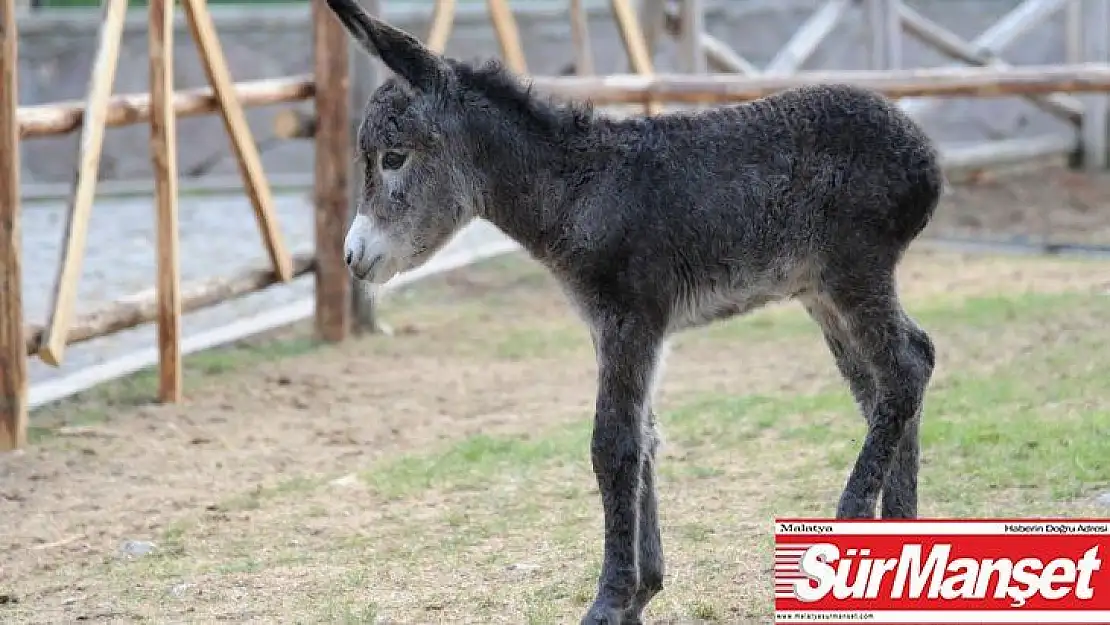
[
  {"left": 567, "top": 83, "right": 943, "bottom": 329},
  {"left": 596, "top": 82, "right": 942, "bottom": 248}
]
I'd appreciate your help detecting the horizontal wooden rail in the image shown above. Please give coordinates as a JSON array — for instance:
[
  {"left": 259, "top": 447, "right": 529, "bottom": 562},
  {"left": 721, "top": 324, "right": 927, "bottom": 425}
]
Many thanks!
[
  {"left": 18, "top": 75, "right": 314, "bottom": 139},
  {"left": 527, "top": 63, "right": 1110, "bottom": 105},
  {"left": 25, "top": 252, "right": 316, "bottom": 355}
]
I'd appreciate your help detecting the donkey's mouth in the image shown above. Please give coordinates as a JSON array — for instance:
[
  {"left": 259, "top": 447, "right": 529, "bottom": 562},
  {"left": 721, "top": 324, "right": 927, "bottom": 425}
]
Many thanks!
[{"left": 349, "top": 253, "right": 384, "bottom": 282}]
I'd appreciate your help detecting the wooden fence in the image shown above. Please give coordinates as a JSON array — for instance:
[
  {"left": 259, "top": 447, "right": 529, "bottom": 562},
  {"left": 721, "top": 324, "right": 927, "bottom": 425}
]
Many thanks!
[
  {"left": 0, "top": 0, "right": 351, "bottom": 450},
  {"left": 3, "top": 0, "right": 1110, "bottom": 452}
]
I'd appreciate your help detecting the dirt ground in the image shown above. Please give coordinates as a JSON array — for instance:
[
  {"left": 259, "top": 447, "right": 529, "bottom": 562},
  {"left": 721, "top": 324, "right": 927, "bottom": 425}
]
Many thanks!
[
  {"left": 928, "top": 163, "right": 1110, "bottom": 245},
  {"left": 3, "top": 167, "right": 1110, "bottom": 624}
]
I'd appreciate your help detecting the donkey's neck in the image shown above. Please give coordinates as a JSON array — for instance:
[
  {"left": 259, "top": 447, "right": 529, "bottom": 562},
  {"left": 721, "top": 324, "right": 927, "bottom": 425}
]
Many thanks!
[{"left": 472, "top": 129, "right": 586, "bottom": 262}]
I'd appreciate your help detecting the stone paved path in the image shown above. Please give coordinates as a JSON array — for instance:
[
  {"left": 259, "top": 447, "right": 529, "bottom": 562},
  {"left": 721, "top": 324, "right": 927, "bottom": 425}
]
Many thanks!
[{"left": 21, "top": 190, "right": 512, "bottom": 389}]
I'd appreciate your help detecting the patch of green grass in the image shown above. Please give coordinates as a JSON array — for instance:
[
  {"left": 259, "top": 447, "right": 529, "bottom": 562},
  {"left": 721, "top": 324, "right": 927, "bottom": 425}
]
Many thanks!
[
  {"left": 316, "top": 600, "right": 379, "bottom": 624},
  {"left": 693, "top": 290, "right": 1103, "bottom": 345},
  {"left": 361, "top": 429, "right": 591, "bottom": 499},
  {"left": 351, "top": 291, "right": 1110, "bottom": 515},
  {"left": 38, "top": 280, "right": 1105, "bottom": 624}
]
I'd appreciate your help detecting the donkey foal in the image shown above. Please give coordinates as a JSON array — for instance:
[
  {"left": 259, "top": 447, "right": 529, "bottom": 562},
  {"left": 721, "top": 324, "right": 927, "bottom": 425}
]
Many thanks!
[{"left": 325, "top": 0, "right": 941, "bottom": 622}]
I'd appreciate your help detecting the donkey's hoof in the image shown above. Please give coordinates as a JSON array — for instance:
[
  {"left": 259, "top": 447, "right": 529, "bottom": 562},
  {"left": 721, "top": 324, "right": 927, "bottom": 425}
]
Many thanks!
[{"left": 580, "top": 601, "right": 625, "bottom": 625}]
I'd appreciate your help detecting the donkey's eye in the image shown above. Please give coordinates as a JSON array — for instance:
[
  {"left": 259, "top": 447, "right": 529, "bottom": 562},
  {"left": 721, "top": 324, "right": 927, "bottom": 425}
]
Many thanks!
[{"left": 381, "top": 150, "right": 408, "bottom": 171}]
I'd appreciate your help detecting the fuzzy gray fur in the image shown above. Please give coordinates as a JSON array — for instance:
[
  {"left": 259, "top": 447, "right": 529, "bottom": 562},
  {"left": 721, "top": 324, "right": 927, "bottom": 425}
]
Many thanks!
[{"left": 326, "top": 1, "right": 941, "bottom": 622}]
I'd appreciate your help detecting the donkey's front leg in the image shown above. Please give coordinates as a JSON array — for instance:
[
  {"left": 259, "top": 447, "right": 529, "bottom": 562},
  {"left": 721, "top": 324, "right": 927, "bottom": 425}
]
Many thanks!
[{"left": 581, "top": 318, "right": 664, "bottom": 625}]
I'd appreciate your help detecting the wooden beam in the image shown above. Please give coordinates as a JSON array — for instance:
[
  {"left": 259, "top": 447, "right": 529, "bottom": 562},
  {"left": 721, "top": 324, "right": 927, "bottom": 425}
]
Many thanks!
[
  {"left": 486, "top": 0, "right": 528, "bottom": 74},
  {"left": 528, "top": 64, "right": 1110, "bottom": 106},
  {"left": 941, "top": 134, "right": 1078, "bottom": 171},
  {"left": 569, "top": 0, "right": 595, "bottom": 76},
  {"left": 426, "top": 0, "right": 457, "bottom": 53},
  {"left": 637, "top": 0, "right": 666, "bottom": 63},
  {"left": 18, "top": 75, "right": 314, "bottom": 140},
  {"left": 865, "top": 0, "right": 902, "bottom": 71},
  {"left": 1065, "top": 0, "right": 1082, "bottom": 64},
  {"left": 149, "top": 0, "right": 182, "bottom": 402},
  {"left": 0, "top": 0, "right": 27, "bottom": 451},
  {"left": 273, "top": 107, "right": 317, "bottom": 140},
  {"left": 609, "top": 0, "right": 662, "bottom": 115},
  {"left": 899, "top": 0, "right": 1071, "bottom": 119},
  {"left": 37, "top": 0, "right": 129, "bottom": 367},
  {"left": 974, "top": 0, "right": 1068, "bottom": 54},
  {"left": 1081, "top": 0, "right": 1109, "bottom": 170},
  {"left": 899, "top": 2, "right": 1082, "bottom": 123},
  {"left": 765, "top": 0, "right": 851, "bottom": 75},
  {"left": 181, "top": 0, "right": 294, "bottom": 283},
  {"left": 677, "top": 0, "right": 707, "bottom": 74},
  {"left": 313, "top": 0, "right": 352, "bottom": 342},
  {"left": 25, "top": 254, "right": 317, "bottom": 356},
  {"left": 662, "top": 6, "right": 761, "bottom": 76}
]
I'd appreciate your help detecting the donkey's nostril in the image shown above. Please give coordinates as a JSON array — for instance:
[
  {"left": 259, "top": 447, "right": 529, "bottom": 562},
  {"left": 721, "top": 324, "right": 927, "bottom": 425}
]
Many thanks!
[{"left": 344, "top": 249, "right": 354, "bottom": 266}]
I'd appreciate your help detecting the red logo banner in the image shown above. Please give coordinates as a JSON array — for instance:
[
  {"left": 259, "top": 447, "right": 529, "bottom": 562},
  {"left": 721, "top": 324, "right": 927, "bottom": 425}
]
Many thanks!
[{"left": 774, "top": 519, "right": 1110, "bottom": 623}]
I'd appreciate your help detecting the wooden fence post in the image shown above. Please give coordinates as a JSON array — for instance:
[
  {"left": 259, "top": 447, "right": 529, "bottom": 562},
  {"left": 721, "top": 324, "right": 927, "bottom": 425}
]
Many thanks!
[
  {"left": 313, "top": 0, "right": 352, "bottom": 341},
  {"left": 866, "top": 0, "right": 902, "bottom": 71},
  {"left": 37, "top": 0, "right": 128, "bottom": 367},
  {"left": 1, "top": 0, "right": 28, "bottom": 451},
  {"left": 149, "top": 0, "right": 183, "bottom": 401},
  {"left": 1081, "top": 0, "right": 1109, "bottom": 170}
]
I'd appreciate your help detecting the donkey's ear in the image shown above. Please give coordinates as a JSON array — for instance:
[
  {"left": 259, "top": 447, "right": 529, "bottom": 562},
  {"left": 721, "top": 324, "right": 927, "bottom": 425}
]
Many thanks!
[{"left": 324, "top": 0, "right": 453, "bottom": 92}]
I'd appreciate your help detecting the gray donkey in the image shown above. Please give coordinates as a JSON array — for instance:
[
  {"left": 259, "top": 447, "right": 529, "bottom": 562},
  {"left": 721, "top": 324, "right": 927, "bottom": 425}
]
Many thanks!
[{"left": 325, "top": 0, "right": 941, "bottom": 622}]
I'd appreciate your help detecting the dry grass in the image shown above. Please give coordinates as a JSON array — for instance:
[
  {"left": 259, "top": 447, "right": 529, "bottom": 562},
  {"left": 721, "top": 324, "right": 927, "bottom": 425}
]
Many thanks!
[{"left": 2, "top": 245, "right": 1109, "bottom": 624}]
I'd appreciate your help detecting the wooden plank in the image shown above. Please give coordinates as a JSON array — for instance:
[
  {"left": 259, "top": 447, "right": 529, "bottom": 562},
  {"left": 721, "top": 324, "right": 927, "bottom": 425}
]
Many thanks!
[
  {"left": 661, "top": 6, "right": 761, "bottom": 76},
  {"left": 37, "top": 0, "right": 129, "bottom": 367},
  {"left": 1065, "top": 0, "right": 1082, "bottom": 63},
  {"left": 941, "top": 134, "right": 1078, "bottom": 171},
  {"left": 570, "top": 0, "right": 595, "bottom": 76},
  {"left": 149, "top": 0, "right": 182, "bottom": 402},
  {"left": 637, "top": 0, "right": 666, "bottom": 62},
  {"left": 609, "top": 0, "right": 662, "bottom": 114},
  {"left": 899, "top": 3, "right": 1082, "bottom": 123},
  {"left": 486, "top": 0, "right": 528, "bottom": 74},
  {"left": 677, "top": 0, "right": 707, "bottom": 74},
  {"left": 426, "top": 0, "right": 456, "bottom": 53},
  {"left": 975, "top": 0, "right": 1068, "bottom": 54},
  {"left": 529, "top": 64, "right": 1110, "bottom": 105},
  {"left": 865, "top": 0, "right": 902, "bottom": 70},
  {"left": 25, "top": 253, "right": 317, "bottom": 356},
  {"left": 899, "top": 0, "right": 1071, "bottom": 120},
  {"left": 29, "top": 237, "right": 525, "bottom": 411},
  {"left": 273, "top": 107, "right": 317, "bottom": 139},
  {"left": 764, "top": 0, "right": 851, "bottom": 75},
  {"left": 181, "top": 0, "right": 294, "bottom": 283},
  {"left": 19, "top": 75, "right": 314, "bottom": 139},
  {"left": 0, "top": 0, "right": 27, "bottom": 451},
  {"left": 701, "top": 34, "right": 761, "bottom": 76},
  {"left": 312, "top": 0, "right": 352, "bottom": 342},
  {"left": 1081, "top": 0, "right": 1109, "bottom": 169}
]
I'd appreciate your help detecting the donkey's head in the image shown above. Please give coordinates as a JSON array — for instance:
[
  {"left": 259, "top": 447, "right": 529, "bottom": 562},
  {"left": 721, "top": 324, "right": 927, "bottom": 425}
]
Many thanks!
[{"left": 327, "top": 0, "right": 484, "bottom": 284}]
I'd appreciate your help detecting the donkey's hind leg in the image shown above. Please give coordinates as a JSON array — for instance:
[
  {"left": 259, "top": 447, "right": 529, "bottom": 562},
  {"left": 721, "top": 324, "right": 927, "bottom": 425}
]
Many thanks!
[
  {"left": 877, "top": 317, "right": 933, "bottom": 518},
  {"left": 802, "top": 296, "right": 931, "bottom": 518},
  {"left": 807, "top": 269, "right": 935, "bottom": 519}
]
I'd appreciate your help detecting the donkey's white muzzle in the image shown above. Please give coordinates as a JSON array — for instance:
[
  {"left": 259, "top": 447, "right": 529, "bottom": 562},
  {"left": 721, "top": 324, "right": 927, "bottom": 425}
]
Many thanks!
[{"left": 344, "top": 215, "right": 391, "bottom": 284}]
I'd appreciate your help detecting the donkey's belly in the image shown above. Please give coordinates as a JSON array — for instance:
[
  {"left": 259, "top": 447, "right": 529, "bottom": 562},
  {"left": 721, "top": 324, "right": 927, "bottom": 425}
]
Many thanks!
[{"left": 667, "top": 281, "right": 795, "bottom": 334}]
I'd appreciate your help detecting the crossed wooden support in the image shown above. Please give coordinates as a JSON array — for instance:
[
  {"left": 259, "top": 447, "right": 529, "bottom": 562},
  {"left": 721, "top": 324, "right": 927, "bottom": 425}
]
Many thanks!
[
  {"left": 35, "top": 0, "right": 295, "bottom": 403},
  {"left": 653, "top": 0, "right": 1107, "bottom": 168}
]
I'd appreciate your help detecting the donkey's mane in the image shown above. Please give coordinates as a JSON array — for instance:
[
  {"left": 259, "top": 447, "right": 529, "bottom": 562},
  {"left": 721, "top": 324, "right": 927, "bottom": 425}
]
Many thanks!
[{"left": 449, "top": 58, "right": 597, "bottom": 138}]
